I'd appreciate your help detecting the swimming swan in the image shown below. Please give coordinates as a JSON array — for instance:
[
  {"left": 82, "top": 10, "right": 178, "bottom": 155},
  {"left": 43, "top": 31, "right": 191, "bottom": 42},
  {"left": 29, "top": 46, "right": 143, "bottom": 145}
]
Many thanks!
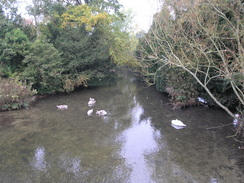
[
  {"left": 87, "top": 109, "right": 93, "bottom": 116},
  {"left": 96, "top": 110, "right": 107, "bottom": 116},
  {"left": 88, "top": 98, "right": 96, "bottom": 106},
  {"left": 171, "top": 119, "right": 186, "bottom": 127},
  {"left": 56, "top": 105, "right": 68, "bottom": 110}
]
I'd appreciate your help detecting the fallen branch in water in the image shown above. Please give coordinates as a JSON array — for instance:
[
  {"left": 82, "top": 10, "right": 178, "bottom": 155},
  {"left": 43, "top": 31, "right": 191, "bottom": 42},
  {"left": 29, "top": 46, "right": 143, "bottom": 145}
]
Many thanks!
[
  {"left": 206, "top": 123, "right": 232, "bottom": 130},
  {"left": 233, "top": 137, "right": 244, "bottom": 144},
  {"left": 226, "top": 131, "right": 244, "bottom": 145}
]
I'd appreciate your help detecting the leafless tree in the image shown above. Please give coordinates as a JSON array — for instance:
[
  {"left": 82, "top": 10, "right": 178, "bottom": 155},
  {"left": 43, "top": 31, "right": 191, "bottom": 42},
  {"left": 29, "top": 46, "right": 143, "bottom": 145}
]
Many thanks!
[{"left": 137, "top": 0, "right": 243, "bottom": 118}]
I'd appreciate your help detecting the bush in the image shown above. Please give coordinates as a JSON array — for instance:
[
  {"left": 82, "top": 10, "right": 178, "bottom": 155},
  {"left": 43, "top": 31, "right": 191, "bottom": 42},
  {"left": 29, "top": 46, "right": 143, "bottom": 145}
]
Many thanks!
[
  {"left": 0, "top": 78, "right": 36, "bottom": 111},
  {"left": 21, "top": 37, "right": 64, "bottom": 94},
  {"left": 0, "top": 28, "right": 30, "bottom": 77},
  {"left": 156, "top": 66, "right": 199, "bottom": 109}
]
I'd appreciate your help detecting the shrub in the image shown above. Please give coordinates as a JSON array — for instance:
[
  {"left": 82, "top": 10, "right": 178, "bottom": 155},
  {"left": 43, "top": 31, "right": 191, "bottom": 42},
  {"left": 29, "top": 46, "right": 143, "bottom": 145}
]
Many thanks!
[
  {"left": 21, "top": 37, "right": 64, "bottom": 94},
  {"left": 156, "top": 66, "right": 199, "bottom": 109},
  {"left": 0, "top": 28, "right": 30, "bottom": 77},
  {"left": 0, "top": 78, "right": 36, "bottom": 111}
]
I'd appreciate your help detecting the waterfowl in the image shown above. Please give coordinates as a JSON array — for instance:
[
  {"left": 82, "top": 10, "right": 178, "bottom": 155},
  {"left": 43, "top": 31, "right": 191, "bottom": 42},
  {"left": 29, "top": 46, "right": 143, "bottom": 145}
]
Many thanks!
[
  {"left": 96, "top": 110, "right": 107, "bottom": 116},
  {"left": 171, "top": 124, "right": 185, "bottom": 130},
  {"left": 197, "top": 97, "right": 207, "bottom": 104},
  {"left": 171, "top": 119, "right": 186, "bottom": 127},
  {"left": 88, "top": 98, "right": 96, "bottom": 106},
  {"left": 56, "top": 105, "right": 68, "bottom": 110},
  {"left": 233, "top": 113, "right": 240, "bottom": 128},
  {"left": 87, "top": 109, "right": 93, "bottom": 116}
]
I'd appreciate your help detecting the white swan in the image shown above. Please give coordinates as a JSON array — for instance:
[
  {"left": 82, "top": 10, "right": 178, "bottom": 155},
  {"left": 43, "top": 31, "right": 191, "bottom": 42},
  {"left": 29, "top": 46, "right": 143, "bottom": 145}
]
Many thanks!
[
  {"left": 171, "top": 119, "right": 186, "bottom": 127},
  {"left": 56, "top": 105, "right": 68, "bottom": 110},
  {"left": 197, "top": 97, "right": 207, "bottom": 104},
  {"left": 87, "top": 109, "right": 93, "bottom": 116},
  {"left": 88, "top": 98, "right": 96, "bottom": 106},
  {"left": 233, "top": 113, "right": 240, "bottom": 127},
  {"left": 96, "top": 110, "right": 107, "bottom": 116}
]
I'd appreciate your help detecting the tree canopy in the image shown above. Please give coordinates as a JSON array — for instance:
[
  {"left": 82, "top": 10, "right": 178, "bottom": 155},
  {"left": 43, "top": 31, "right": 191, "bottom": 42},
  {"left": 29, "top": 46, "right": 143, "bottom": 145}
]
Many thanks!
[{"left": 0, "top": 0, "right": 135, "bottom": 92}]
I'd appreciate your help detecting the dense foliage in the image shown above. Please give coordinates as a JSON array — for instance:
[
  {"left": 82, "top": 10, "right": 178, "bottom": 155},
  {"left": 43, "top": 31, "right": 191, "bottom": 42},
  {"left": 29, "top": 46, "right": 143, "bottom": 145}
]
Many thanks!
[
  {"left": 0, "top": 78, "right": 36, "bottom": 111},
  {"left": 1, "top": 0, "right": 243, "bottom": 118},
  {"left": 135, "top": 0, "right": 243, "bottom": 141},
  {"left": 21, "top": 36, "right": 64, "bottom": 94},
  {"left": 136, "top": 0, "right": 243, "bottom": 115},
  {"left": 0, "top": 0, "right": 134, "bottom": 109},
  {"left": 0, "top": 0, "right": 243, "bottom": 142}
]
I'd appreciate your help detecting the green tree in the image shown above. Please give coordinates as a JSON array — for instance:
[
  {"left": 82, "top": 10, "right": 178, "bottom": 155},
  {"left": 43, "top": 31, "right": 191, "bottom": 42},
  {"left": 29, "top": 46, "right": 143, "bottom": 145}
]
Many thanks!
[
  {"left": 54, "top": 25, "right": 116, "bottom": 88},
  {"left": 61, "top": 4, "right": 111, "bottom": 31},
  {"left": 21, "top": 36, "right": 64, "bottom": 94},
  {"left": 0, "top": 28, "right": 30, "bottom": 77},
  {"left": 108, "top": 9, "right": 138, "bottom": 66},
  {"left": 60, "top": 3, "right": 136, "bottom": 66},
  {"left": 18, "top": 0, "right": 134, "bottom": 92}
]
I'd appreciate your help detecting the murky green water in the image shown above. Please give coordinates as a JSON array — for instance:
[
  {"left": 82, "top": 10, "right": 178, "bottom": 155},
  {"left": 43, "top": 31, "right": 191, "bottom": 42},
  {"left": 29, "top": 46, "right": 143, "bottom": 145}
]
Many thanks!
[{"left": 0, "top": 72, "right": 243, "bottom": 183}]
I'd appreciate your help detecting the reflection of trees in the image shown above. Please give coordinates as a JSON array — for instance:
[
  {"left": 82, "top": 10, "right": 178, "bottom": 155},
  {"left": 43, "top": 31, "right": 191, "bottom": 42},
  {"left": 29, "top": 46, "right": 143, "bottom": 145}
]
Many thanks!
[
  {"left": 0, "top": 72, "right": 137, "bottom": 182},
  {"left": 98, "top": 72, "right": 140, "bottom": 133},
  {"left": 0, "top": 72, "right": 243, "bottom": 182},
  {"left": 131, "top": 75, "right": 243, "bottom": 182}
]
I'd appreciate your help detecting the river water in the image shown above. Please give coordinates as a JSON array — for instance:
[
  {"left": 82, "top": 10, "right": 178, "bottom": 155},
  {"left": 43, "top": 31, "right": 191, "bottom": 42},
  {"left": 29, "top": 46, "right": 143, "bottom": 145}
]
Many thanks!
[{"left": 0, "top": 72, "right": 243, "bottom": 183}]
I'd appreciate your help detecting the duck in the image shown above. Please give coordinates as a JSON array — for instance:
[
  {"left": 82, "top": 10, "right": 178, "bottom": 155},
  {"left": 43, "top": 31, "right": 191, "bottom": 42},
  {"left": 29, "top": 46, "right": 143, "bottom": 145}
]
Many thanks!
[
  {"left": 56, "top": 105, "right": 68, "bottom": 110},
  {"left": 171, "top": 119, "right": 186, "bottom": 127},
  {"left": 87, "top": 109, "right": 93, "bottom": 116},
  {"left": 88, "top": 98, "right": 96, "bottom": 106},
  {"left": 96, "top": 110, "right": 107, "bottom": 116}
]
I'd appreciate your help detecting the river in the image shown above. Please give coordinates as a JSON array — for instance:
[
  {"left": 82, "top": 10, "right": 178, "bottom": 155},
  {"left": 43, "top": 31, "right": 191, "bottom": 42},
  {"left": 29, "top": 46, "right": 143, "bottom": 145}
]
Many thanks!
[{"left": 0, "top": 72, "right": 243, "bottom": 183}]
